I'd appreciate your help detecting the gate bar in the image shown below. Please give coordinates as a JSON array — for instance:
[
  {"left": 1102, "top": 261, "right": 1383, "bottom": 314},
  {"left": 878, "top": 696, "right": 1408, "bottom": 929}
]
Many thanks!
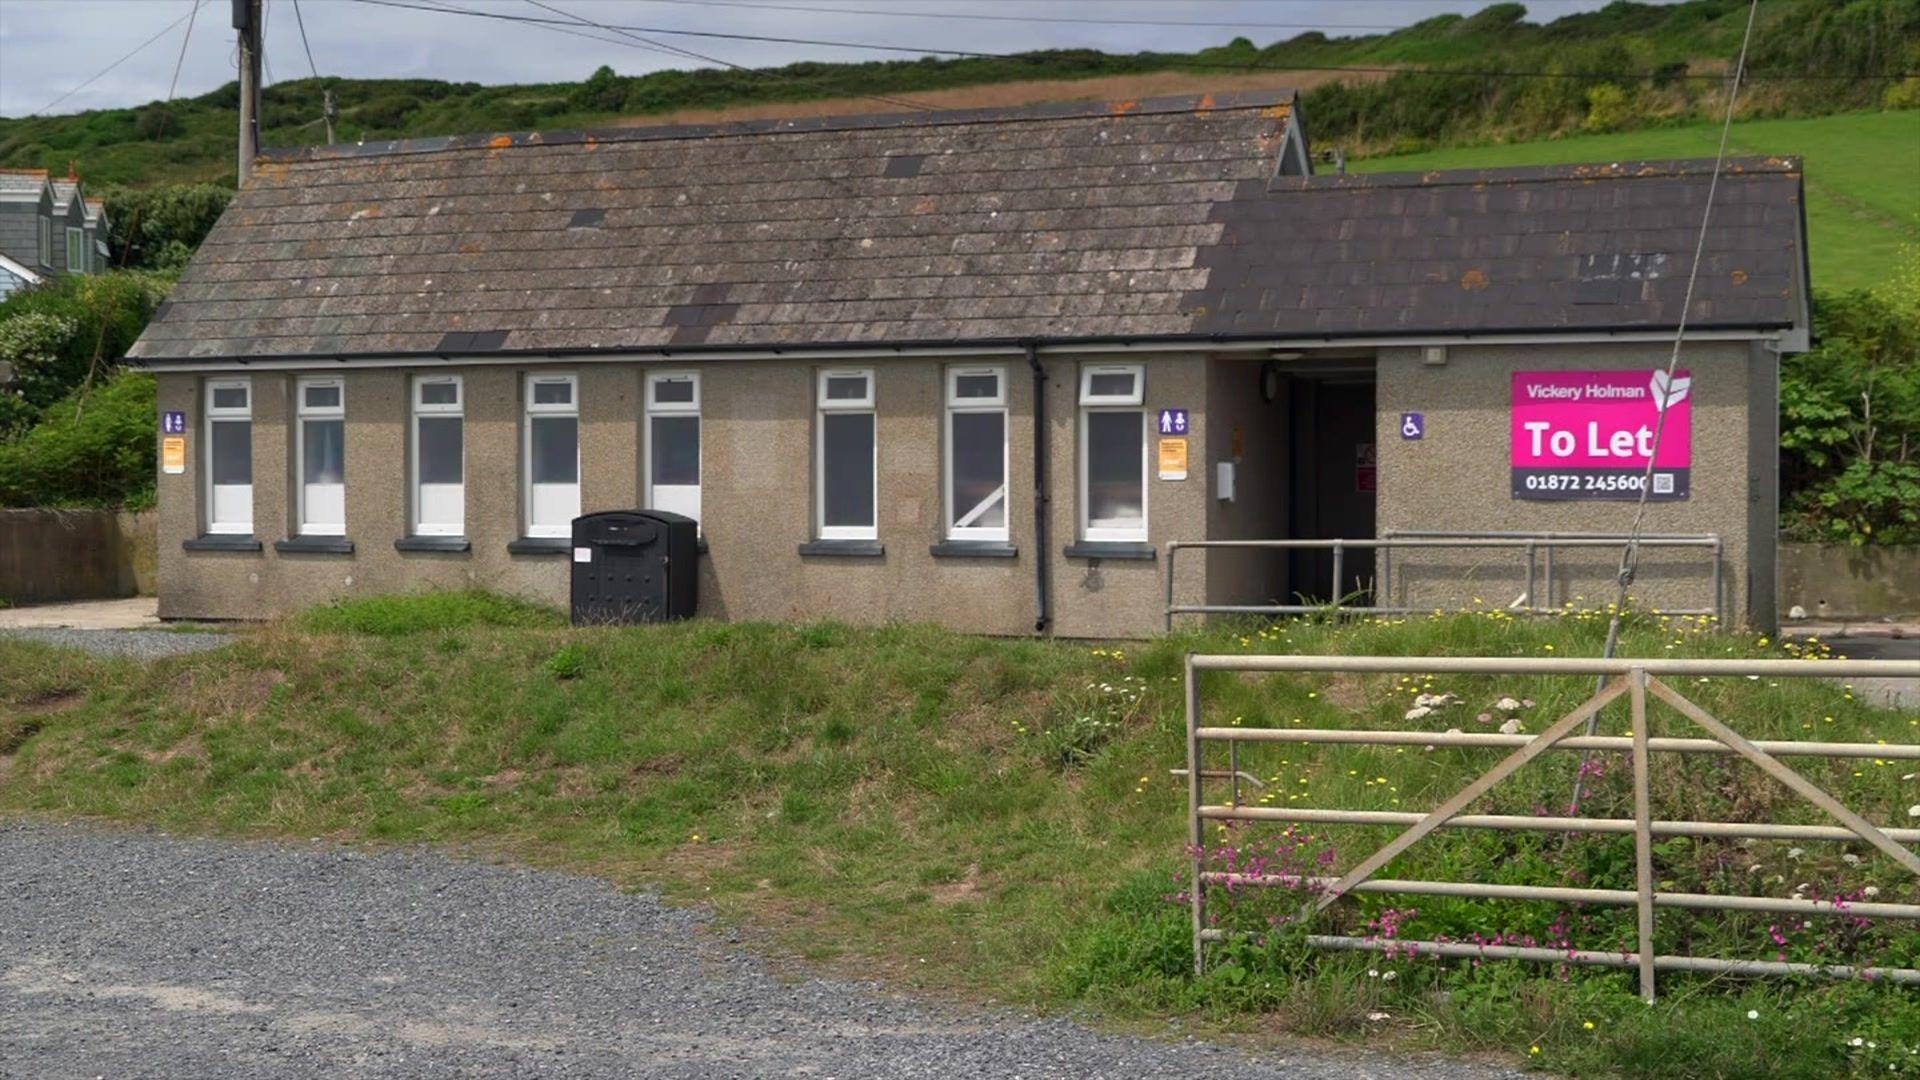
[
  {"left": 1197, "top": 805, "right": 1920, "bottom": 844},
  {"left": 1198, "top": 874, "right": 1920, "bottom": 919},
  {"left": 1192, "top": 727, "right": 1920, "bottom": 759}
]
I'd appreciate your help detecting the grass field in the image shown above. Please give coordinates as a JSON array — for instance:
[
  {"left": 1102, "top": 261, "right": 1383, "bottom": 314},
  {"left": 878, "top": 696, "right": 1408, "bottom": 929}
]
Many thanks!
[
  {"left": 3, "top": 595, "right": 1917, "bottom": 1077},
  {"left": 1353, "top": 110, "right": 1920, "bottom": 294}
]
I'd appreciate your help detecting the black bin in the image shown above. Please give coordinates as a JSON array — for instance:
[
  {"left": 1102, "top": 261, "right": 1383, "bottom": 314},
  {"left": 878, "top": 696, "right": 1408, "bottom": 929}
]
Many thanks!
[{"left": 570, "top": 510, "right": 698, "bottom": 625}]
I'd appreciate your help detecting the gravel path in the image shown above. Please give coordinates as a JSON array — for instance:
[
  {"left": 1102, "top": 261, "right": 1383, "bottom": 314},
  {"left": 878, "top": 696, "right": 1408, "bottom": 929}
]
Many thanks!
[
  {"left": 0, "top": 820, "right": 1518, "bottom": 1080},
  {"left": 0, "top": 627, "right": 232, "bottom": 660}
]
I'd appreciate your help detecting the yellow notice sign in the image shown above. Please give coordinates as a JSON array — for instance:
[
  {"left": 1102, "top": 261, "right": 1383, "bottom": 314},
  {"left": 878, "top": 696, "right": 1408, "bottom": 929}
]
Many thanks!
[
  {"left": 162, "top": 436, "right": 185, "bottom": 475},
  {"left": 1157, "top": 437, "right": 1189, "bottom": 481}
]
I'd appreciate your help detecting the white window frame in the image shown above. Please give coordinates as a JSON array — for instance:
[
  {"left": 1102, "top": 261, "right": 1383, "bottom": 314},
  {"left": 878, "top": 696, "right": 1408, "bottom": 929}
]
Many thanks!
[
  {"left": 944, "top": 365, "right": 1009, "bottom": 542},
  {"left": 204, "top": 377, "right": 252, "bottom": 535},
  {"left": 410, "top": 375, "right": 464, "bottom": 537},
  {"left": 295, "top": 376, "right": 347, "bottom": 536},
  {"left": 644, "top": 371, "right": 702, "bottom": 530},
  {"left": 65, "top": 226, "right": 84, "bottom": 273},
  {"left": 815, "top": 368, "right": 877, "bottom": 541},
  {"left": 1077, "top": 363, "right": 1149, "bottom": 543},
  {"left": 39, "top": 218, "right": 52, "bottom": 268},
  {"left": 523, "top": 372, "right": 580, "bottom": 538}
]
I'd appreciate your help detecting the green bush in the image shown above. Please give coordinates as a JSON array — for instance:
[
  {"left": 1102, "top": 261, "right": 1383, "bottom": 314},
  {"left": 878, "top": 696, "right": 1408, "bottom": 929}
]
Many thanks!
[
  {"left": 1781, "top": 260, "right": 1920, "bottom": 544},
  {"left": 101, "top": 184, "right": 231, "bottom": 270},
  {"left": 0, "top": 270, "right": 174, "bottom": 410},
  {"left": 0, "top": 368, "right": 155, "bottom": 508}
]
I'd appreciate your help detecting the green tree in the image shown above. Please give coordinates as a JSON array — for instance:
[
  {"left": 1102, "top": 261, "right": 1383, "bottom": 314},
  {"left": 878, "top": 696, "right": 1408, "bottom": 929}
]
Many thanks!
[
  {"left": 1780, "top": 257, "right": 1920, "bottom": 544},
  {"left": 100, "top": 184, "right": 232, "bottom": 270}
]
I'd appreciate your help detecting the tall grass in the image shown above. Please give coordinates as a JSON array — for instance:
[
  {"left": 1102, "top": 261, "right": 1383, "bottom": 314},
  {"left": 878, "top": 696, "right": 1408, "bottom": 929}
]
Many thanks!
[{"left": 1, "top": 598, "right": 1914, "bottom": 1076}]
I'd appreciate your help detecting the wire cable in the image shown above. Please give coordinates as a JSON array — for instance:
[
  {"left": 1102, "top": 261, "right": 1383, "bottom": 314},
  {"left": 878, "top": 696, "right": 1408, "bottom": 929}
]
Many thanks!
[
  {"left": 166, "top": 0, "right": 207, "bottom": 102},
  {"left": 28, "top": 3, "right": 206, "bottom": 117},
  {"left": 292, "top": 0, "right": 324, "bottom": 79},
  {"left": 1568, "top": 0, "right": 1764, "bottom": 814},
  {"left": 342, "top": 0, "right": 1912, "bottom": 83},
  {"left": 633, "top": 0, "right": 1411, "bottom": 33},
  {"left": 518, "top": 0, "right": 934, "bottom": 111}
]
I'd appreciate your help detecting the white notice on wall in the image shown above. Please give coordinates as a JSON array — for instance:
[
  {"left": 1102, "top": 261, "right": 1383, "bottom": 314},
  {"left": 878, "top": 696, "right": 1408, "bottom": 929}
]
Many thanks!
[{"left": 573, "top": 547, "right": 592, "bottom": 563}]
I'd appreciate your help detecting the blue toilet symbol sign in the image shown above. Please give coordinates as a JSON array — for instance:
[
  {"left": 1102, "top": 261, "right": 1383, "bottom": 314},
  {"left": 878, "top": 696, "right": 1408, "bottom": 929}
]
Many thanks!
[
  {"left": 1157, "top": 408, "right": 1189, "bottom": 436},
  {"left": 1400, "top": 412, "right": 1425, "bottom": 440},
  {"left": 163, "top": 410, "right": 187, "bottom": 435}
]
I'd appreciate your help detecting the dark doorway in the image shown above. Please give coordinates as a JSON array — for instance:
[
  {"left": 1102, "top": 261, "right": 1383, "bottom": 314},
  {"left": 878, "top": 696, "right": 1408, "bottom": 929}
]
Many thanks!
[{"left": 1286, "top": 367, "right": 1377, "bottom": 604}]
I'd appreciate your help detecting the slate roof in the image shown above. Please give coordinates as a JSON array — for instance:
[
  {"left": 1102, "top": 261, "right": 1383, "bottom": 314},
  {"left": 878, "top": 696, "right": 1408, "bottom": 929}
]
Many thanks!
[
  {"left": 1187, "top": 158, "right": 1808, "bottom": 339},
  {"left": 0, "top": 168, "right": 49, "bottom": 198},
  {"left": 50, "top": 178, "right": 79, "bottom": 212},
  {"left": 130, "top": 93, "right": 1807, "bottom": 364}
]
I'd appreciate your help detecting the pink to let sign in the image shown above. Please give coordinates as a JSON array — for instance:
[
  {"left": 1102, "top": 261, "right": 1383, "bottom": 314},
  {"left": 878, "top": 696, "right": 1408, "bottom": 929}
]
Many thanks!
[{"left": 1511, "top": 369, "right": 1692, "bottom": 501}]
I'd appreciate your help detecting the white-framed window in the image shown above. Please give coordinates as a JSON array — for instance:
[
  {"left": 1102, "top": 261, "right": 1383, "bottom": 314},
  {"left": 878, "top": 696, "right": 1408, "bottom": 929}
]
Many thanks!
[
  {"left": 645, "top": 371, "right": 701, "bottom": 529},
  {"left": 524, "top": 373, "right": 580, "bottom": 538},
  {"left": 411, "top": 375, "right": 464, "bottom": 536},
  {"left": 944, "top": 365, "right": 1008, "bottom": 542},
  {"left": 65, "top": 227, "right": 84, "bottom": 273},
  {"left": 816, "top": 369, "right": 876, "bottom": 540},
  {"left": 295, "top": 377, "right": 346, "bottom": 536},
  {"left": 204, "top": 378, "right": 253, "bottom": 535},
  {"left": 39, "top": 218, "right": 52, "bottom": 268},
  {"left": 1078, "top": 363, "right": 1147, "bottom": 542}
]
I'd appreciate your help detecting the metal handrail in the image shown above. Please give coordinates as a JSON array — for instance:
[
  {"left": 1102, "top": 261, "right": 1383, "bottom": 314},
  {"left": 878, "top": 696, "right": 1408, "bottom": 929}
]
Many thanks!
[
  {"left": 1164, "top": 534, "right": 1724, "bottom": 630},
  {"left": 1182, "top": 653, "right": 1920, "bottom": 999}
]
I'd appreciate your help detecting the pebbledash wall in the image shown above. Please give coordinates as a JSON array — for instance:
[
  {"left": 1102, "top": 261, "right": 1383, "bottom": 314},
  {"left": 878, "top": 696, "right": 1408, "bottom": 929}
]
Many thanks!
[
  {"left": 154, "top": 338, "right": 1777, "bottom": 636},
  {"left": 1373, "top": 339, "right": 1774, "bottom": 628},
  {"left": 154, "top": 353, "right": 1215, "bottom": 637}
]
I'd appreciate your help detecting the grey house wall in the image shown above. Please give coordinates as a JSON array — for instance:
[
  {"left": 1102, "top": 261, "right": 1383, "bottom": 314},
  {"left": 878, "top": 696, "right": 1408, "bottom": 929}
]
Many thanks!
[
  {"left": 0, "top": 189, "right": 51, "bottom": 274},
  {"left": 155, "top": 353, "right": 1216, "bottom": 637},
  {"left": 1373, "top": 340, "right": 1769, "bottom": 628}
]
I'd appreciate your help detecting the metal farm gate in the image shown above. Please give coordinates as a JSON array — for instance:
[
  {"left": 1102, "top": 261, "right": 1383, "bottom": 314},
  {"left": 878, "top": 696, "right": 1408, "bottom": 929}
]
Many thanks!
[{"left": 1182, "top": 654, "right": 1920, "bottom": 1001}]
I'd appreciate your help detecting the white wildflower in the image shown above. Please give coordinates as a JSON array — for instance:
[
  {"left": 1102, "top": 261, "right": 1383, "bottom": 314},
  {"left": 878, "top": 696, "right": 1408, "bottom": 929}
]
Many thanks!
[
  {"left": 1842, "top": 853, "right": 1862, "bottom": 867},
  {"left": 1495, "top": 697, "right": 1521, "bottom": 711},
  {"left": 1787, "top": 847, "right": 1806, "bottom": 861},
  {"left": 1404, "top": 706, "right": 1433, "bottom": 721},
  {"left": 1864, "top": 886, "right": 1881, "bottom": 899},
  {"left": 1747, "top": 1010, "right": 1759, "bottom": 1020},
  {"left": 1499, "top": 717, "right": 1525, "bottom": 736}
]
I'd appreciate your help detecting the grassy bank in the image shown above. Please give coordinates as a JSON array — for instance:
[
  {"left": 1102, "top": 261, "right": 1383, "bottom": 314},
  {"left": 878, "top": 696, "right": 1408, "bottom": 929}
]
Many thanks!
[
  {"left": 1352, "top": 109, "right": 1920, "bottom": 294},
  {"left": 2, "top": 595, "right": 1916, "bottom": 1076}
]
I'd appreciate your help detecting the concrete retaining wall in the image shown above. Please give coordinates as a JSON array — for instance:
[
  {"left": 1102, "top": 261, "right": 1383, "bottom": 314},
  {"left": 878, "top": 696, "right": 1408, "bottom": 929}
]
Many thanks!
[
  {"left": 0, "top": 508, "right": 157, "bottom": 604},
  {"left": 1778, "top": 543, "right": 1920, "bottom": 619}
]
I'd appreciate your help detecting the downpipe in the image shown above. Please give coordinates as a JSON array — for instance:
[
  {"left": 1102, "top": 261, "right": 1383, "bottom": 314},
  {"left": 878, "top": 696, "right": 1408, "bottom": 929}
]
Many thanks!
[{"left": 1028, "top": 342, "right": 1051, "bottom": 633}]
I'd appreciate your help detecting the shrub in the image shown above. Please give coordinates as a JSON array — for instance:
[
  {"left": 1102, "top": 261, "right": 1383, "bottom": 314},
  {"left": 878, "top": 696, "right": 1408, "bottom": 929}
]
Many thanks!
[
  {"left": 1583, "top": 83, "right": 1633, "bottom": 132},
  {"left": 101, "top": 185, "right": 232, "bottom": 269},
  {"left": 0, "top": 270, "right": 174, "bottom": 408},
  {"left": 1780, "top": 260, "right": 1920, "bottom": 544},
  {"left": 0, "top": 368, "right": 155, "bottom": 508}
]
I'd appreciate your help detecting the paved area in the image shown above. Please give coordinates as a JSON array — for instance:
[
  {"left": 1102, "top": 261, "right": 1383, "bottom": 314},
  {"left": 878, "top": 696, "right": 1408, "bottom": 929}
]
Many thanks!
[
  {"left": 0, "top": 820, "right": 1518, "bottom": 1080},
  {"left": 0, "top": 626, "right": 233, "bottom": 660},
  {"left": 0, "top": 596, "right": 160, "bottom": 630}
]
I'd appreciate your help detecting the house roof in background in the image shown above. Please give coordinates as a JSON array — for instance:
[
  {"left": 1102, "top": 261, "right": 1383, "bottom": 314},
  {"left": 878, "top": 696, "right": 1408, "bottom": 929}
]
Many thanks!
[
  {"left": 50, "top": 178, "right": 81, "bottom": 212},
  {"left": 128, "top": 93, "right": 1807, "bottom": 364},
  {"left": 0, "top": 168, "right": 50, "bottom": 200}
]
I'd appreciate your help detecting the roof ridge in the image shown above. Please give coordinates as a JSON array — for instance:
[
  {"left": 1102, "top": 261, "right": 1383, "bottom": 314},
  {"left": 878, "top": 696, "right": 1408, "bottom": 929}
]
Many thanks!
[
  {"left": 259, "top": 89, "right": 1296, "bottom": 167},
  {"left": 1273, "top": 155, "right": 1800, "bottom": 192}
]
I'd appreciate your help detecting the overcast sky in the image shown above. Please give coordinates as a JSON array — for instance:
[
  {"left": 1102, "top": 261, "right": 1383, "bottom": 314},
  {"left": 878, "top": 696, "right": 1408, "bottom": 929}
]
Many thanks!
[{"left": 1, "top": 0, "right": 1649, "bottom": 119}]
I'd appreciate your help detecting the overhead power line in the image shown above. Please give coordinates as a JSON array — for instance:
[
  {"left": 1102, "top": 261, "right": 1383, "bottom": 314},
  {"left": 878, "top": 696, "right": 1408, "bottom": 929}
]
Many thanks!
[
  {"left": 166, "top": 0, "right": 208, "bottom": 103},
  {"left": 343, "top": 0, "right": 1914, "bottom": 83},
  {"left": 516, "top": 0, "right": 933, "bottom": 111},
  {"left": 633, "top": 0, "right": 1411, "bottom": 33},
  {"left": 28, "top": 2, "right": 207, "bottom": 117}
]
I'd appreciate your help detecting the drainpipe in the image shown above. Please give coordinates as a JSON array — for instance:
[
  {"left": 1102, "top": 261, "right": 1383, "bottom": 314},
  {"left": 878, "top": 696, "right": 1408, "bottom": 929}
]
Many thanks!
[{"left": 1027, "top": 342, "right": 1051, "bottom": 633}]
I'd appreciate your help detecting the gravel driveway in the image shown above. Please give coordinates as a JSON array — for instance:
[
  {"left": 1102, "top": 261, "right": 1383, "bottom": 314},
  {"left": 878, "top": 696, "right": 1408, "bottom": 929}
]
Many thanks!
[
  {"left": 0, "top": 627, "right": 232, "bottom": 660},
  {"left": 0, "top": 821, "right": 1518, "bottom": 1080}
]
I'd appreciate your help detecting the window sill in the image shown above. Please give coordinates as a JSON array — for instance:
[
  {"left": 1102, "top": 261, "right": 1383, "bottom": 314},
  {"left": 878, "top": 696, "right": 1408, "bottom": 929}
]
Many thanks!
[
  {"left": 507, "top": 537, "right": 571, "bottom": 555},
  {"left": 1063, "top": 541, "right": 1156, "bottom": 561},
  {"left": 275, "top": 536, "right": 355, "bottom": 555},
  {"left": 798, "top": 539, "right": 885, "bottom": 558},
  {"left": 930, "top": 540, "right": 1017, "bottom": 559},
  {"left": 183, "top": 534, "right": 262, "bottom": 553},
  {"left": 395, "top": 536, "right": 471, "bottom": 553}
]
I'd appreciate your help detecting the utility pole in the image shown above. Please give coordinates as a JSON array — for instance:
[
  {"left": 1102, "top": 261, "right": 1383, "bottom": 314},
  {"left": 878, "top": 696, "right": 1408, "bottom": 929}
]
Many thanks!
[
  {"left": 234, "top": 0, "right": 263, "bottom": 185},
  {"left": 322, "top": 87, "right": 337, "bottom": 145}
]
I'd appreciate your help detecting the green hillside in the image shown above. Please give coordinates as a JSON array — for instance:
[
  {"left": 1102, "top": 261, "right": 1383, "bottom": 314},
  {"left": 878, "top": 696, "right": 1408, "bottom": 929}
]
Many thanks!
[
  {"left": 1, "top": 0, "right": 1911, "bottom": 188},
  {"left": 1353, "top": 110, "right": 1920, "bottom": 293}
]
